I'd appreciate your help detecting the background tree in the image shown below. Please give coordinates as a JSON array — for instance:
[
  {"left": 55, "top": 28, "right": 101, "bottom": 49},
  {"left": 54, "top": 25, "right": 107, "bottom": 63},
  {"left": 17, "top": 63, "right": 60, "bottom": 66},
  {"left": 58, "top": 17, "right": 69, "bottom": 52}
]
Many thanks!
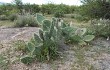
[
  {"left": 13, "top": 0, "right": 23, "bottom": 14},
  {"left": 79, "top": 0, "right": 110, "bottom": 19}
]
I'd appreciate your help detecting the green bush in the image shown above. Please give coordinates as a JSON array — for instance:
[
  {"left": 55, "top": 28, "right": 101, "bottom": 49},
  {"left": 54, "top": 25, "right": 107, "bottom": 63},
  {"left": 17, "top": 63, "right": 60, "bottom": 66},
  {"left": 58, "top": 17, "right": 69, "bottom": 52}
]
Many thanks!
[
  {"left": 15, "top": 16, "right": 27, "bottom": 27},
  {"left": 54, "top": 11, "right": 64, "bottom": 18},
  {"left": 71, "top": 15, "right": 74, "bottom": 18},
  {"left": 90, "top": 19, "right": 110, "bottom": 37},
  {"left": 15, "top": 15, "right": 38, "bottom": 27},
  {"left": 13, "top": 40, "right": 27, "bottom": 52},
  {"left": 0, "top": 54, "right": 8, "bottom": 70},
  {"left": 74, "top": 14, "right": 89, "bottom": 22},
  {"left": 9, "top": 14, "right": 18, "bottom": 21},
  {"left": 27, "top": 15, "right": 39, "bottom": 27}
]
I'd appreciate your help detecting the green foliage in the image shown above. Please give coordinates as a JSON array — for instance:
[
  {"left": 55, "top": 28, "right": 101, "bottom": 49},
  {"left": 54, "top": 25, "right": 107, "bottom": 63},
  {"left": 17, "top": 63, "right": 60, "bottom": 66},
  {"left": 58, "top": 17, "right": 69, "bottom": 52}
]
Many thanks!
[
  {"left": 54, "top": 11, "right": 64, "bottom": 18},
  {"left": 89, "top": 19, "right": 110, "bottom": 37},
  {"left": 13, "top": 40, "right": 26, "bottom": 52},
  {"left": 20, "top": 14, "right": 95, "bottom": 64},
  {"left": 54, "top": 4, "right": 70, "bottom": 14},
  {"left": 27, "top": 15, "right": 39, "bottom": 27},
  {"left": 41, "top": 3, "right": 77, "bottom": 15},
  {"left": 14, "top": 0, "right": 23, "bottom": 14},
  {"left": 41, "top": 3, "right": 57, "bottom": 15},
  {"left": 0, "top": 3, "right": 77, "bottom": 17},
  {"left": 21, "top": 14, "right": 68, "bottom": 63},
  {"left": 23, "top": 3, "right": 40, "bottom": 14},
  {"left": 15, "top": 16, "right": 27, "bottom": 27},
  {"left": 83, "top": 35, "right": 95, "bottom": 42},
  {"left": 74, "top": 14, "right": 89, "bottom": 21},
  {"left": 0, "top": 54, "right": 8, "bottom": 70},
  {"left": 36, "top": 13, "right": 45, "bottom": 24},
  {"left": 53, "top": 4, "right": 72, "bottom": 18},
  {"left": 79, "top": 0, "right": 110, "bottom": 19},
  {"left": 71, "top": 15, "right": 75, "bottom": 18},
  {"left": 75, "top": 28, "right": 95, "bottom": 45},
  {"left": 20, "top": 56, "right": 33, "bottom": 64},
  {"left": 9, "top": 14, "right": 18, "bottom": 21},
  {"left": 64, "top": 27, "right": 95, "bottom": 45},
  {"left": 15, "top": 15, "right": 38, "bottom": 27}
]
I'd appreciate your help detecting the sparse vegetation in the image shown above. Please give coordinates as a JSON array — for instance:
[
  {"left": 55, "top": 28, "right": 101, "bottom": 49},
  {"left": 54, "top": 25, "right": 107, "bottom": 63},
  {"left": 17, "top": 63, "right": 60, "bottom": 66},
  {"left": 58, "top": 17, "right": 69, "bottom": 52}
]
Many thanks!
[
  {"left": 9, "top": 14, "right": 18, "bottom": 21},
  {"left": 0, "top": 0, "right": 110, "bottom": 70},
  {"left": 0, "top": 54, "right": 9, "bottom": 70},
  {"left": 90, "top": 19, "right": 110, "bottom": 38},
  {"left": 15, "top": 15, "right": 38, "bottom": 27},
  {"left": 13, "top": 40, "right": 27, "bottom": 52}
]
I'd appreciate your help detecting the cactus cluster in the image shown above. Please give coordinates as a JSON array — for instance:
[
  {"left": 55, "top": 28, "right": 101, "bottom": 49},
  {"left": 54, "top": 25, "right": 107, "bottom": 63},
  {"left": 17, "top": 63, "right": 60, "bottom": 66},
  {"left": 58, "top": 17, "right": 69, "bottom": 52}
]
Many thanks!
[
  {"left": 21, "top": 14, "right": 67, "bottom": 64},
  {"left": 20, "top": 14, "right": 95, "bottom": 64}
]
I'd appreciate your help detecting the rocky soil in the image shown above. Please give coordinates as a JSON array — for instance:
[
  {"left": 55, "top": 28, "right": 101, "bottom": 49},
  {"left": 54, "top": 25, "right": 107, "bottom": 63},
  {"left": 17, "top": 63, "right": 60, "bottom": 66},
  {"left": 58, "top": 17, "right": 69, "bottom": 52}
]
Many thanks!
[{"left": 0, "top": 27, "right": 110, "bottom": 70}]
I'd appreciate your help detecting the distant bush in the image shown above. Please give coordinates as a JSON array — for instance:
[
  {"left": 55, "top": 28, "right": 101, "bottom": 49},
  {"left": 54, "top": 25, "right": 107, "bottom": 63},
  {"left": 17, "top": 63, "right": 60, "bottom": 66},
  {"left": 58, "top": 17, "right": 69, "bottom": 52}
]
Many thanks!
[
  {"left": 54, "top": 11, "right": 64, "bottom": 18},
  {"left": 71, "top": 15, "right": 74, "bottom": 18},
  {"left": 15, "top": 16, "right": 27, "bottom": 27},
  {"left": 74, "top": 14, "right": 89, "bottom": 22},
  {"left": 9, "top": 14, "right": 18, "bottom": 21},
  {"left": 0, "top": 15, "right": 8, "bottom": 20},
  {"left": 15, "top": 15, "right": 38, "bottom": 27},
  {"left": 89, "top": 19, "right": 110, "bottom": 38},
  {"left": 27, "top": 15, "right": 39, "bottom": 27}
]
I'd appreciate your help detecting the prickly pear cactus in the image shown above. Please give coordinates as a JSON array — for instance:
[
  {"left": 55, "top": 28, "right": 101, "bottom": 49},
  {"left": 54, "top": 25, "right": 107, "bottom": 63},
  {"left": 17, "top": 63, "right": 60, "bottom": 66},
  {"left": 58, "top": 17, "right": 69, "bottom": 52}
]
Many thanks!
[
  {"left": 20, "top": 56, "right": 33, "bottom": 64},
  {"left": 36, "top": 13, "right": 45, "bottom": 24},
  {"left": 20, "top": 14, "right": 95, "bottom": 64}
]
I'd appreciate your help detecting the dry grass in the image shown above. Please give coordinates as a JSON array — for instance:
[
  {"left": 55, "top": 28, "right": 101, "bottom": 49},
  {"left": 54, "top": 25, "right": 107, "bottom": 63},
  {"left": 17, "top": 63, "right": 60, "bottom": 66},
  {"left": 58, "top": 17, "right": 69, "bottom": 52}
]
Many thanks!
[
  {"left": 0, "top": 20, "right": 14, "bottom": 27},
  {"left": 45, "top": 14, "right": 90, "bottom": 27}
]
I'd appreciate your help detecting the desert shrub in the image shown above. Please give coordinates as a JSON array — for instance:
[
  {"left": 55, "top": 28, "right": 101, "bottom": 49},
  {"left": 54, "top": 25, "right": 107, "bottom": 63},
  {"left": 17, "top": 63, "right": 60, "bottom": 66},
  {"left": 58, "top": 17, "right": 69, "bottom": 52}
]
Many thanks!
[
  {"left": 9, "top": 14, "right": 18, "bottom": 21},
  {"left": 27, "top": 15, "right": 38, "bottom": 27},
  {"left": 74, "top": 14, "right": 89, "bottom": 22},
  {"left": 54, "top": 11, "right": 64, "bottom": 18},
  {"left": 90, "top": 19, "right": 110, "bottom": 38},
  {"left": 15, "top": 15, "right": 38, "bottom": 27},
  {"left": 0, "top": 15, "right": 8, "bottom": 20},
  {"left": 71, "top": 15, "right": 74, "bottom": 18},
  {"left": 15, "top": 16, "right": 27, "bottom": 27},
  {"left": 13, "top": 40, "right": 27, "bottom": 52}
]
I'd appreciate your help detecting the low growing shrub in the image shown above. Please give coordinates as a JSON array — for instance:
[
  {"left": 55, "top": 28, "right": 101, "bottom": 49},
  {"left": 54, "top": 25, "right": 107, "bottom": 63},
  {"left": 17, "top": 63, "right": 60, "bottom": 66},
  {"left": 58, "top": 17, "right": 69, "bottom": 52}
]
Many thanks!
[
  {"left": 90, "top": 19, "right": 110, "bottom": 38},
  {"left": 71, "top": 15, "right": 74, "bottom": 18},
  {"left": 15, "top": 15, "right": 38, "bottom": 27},
  {"left": 9, "top": 14, "right": 18, "bottom": 21},
  {"left": 54, "top": 11, "right": 64, "bottom": 18},
  {"left": 13, "top": 40, "right": 27, "bottom": 52},
  {"left": 27, "top": 15, "right": 38, "bottom": 27},
  {"left": 15, "top": 16, "right": 27, "bottom": 27},
  {"left": 74, "top": 14, "right": 89, "bottom": 22}
]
